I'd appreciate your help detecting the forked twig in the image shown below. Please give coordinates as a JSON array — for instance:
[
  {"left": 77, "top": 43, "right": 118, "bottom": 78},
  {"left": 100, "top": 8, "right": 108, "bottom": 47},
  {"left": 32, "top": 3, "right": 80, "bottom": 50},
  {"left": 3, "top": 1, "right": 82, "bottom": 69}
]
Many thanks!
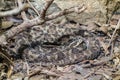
[{"left": 0, "top": 4, "right": 86, "bottom": 46}]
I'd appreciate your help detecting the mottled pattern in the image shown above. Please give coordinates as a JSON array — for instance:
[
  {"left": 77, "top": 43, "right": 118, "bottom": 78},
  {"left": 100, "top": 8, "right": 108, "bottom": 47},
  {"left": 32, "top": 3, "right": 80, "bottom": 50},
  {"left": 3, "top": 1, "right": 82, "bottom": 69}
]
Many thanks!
[
  {"left": 23, "top": 36, "right": 100, "bottom": 66},
  {"left": 8, "top": 22, "right": 81, "bottom": 53},
  {"left": 7, "top": 22, "right": 101, "bottom": 67},
  {"left": 30, "top": 22, "right": 81, "bottom": 43}
]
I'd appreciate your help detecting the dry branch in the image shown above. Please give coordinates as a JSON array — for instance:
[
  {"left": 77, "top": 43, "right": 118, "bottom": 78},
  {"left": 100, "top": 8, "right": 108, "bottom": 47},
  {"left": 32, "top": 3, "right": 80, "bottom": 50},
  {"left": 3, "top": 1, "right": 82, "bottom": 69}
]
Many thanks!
[
  {"left": 0, "top": 17, "right": 45, "bottom": 45},
  {"left": 18, "top": 0, "right": 29, "bottom": 20},
  {"left": 46, "top": 4, "right": 86, "bottom": 20},
  {"left": 0, "top": 4, "right": 30, "bottom": 17},
  {"left": 0, "top": 5, "right": 86, "bottom": 46},
  {"left": 40, "top": 0, "right": 54, "bottom": 19},
  {"left": 108, "top": 19, "right": 120, "bottom": 47}
]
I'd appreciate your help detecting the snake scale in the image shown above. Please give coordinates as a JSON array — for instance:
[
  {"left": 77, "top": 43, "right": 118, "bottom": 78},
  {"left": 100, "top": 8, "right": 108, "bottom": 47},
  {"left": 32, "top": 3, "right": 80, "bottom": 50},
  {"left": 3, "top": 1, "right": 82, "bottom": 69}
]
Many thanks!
[{"left": 7, "top": 22, "right": 101, "bottom": 67}]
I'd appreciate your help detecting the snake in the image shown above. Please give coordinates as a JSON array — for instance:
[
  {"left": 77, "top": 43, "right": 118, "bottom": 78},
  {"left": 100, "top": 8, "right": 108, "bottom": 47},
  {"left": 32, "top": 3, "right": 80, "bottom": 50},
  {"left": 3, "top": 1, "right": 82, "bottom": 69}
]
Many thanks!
[{"left": 7, "top": 22, "right": 101, "bottom": 67}]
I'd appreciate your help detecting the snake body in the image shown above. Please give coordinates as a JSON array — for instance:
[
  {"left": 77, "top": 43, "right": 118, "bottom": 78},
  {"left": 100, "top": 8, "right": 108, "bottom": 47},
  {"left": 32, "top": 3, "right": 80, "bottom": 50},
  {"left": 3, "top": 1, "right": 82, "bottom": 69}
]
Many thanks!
[{"left": 8, "top": 22, "right": 101, "bottom": 67}]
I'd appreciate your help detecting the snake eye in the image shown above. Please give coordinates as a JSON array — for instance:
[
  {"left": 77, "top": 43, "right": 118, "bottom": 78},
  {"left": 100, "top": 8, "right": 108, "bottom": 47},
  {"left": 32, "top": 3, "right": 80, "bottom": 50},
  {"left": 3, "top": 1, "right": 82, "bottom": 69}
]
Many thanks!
[{"left": 9, "top": 45, "right": 15, "bottom": 48}]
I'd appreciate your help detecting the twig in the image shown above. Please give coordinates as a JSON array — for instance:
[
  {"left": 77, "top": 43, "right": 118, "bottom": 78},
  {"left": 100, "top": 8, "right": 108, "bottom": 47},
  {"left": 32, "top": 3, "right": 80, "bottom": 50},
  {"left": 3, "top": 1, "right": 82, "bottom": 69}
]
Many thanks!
[
  {"left": 18, "top": 0, "right": 28, "bottom": 21},
  {"left": 96, "top": 71, "right": 112, "bottom": 80},
  {"left": 0, "top": 46, "right": 14, "bottom": 65},
  {"left": 46, "top": 4, "right": 86, "bottom": 20},
  {"left": 41, "top": 69, "right": 60, "bottom": 77},
  {"left": 7, "top": 65, "right": 13, "bottom": 78},
  {"left": 84, "top": 70, "right": 95, "bottom": 79},
  {"left": 24, "top": 61, "right": 30, "bottom": 76},
  {"left": 81, "top": 57, "right": 113, "bottom": 68},
  {"left": 40, "top": 0, "right": 54, "bottom": 19},
  {"left": 21, "top": 11, "right": 28, "bottom": 21},
  {"left": 29, "top": 69, "right": 60, "bottom": 78},
  {"left": 27, "top": 0, "right": 41, "bottom": 17},
  {"left": 0, "top": 52, "right": 13, "bottom": 65},
  {"left": 0, "top": 17, "right": 44, "bottom": 45},
  {"left": 29, "top": 69, "right": 41, "bottom": 78},
  {"left": 0, "top": 4, "right": 30, "bottom": 17},
  {"left": 0, "top": 4, "right": 86, "bottom": 45},
  {"left": 108, "top": 19, "right": 120, "bottom": 49}
]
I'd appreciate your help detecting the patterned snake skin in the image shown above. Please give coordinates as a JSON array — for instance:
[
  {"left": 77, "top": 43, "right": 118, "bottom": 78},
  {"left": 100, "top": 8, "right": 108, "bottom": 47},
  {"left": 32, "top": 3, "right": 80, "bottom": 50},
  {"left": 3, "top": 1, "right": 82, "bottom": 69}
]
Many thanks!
[{"left": 7, "top": 22, "right": 101, "bottom": 66}]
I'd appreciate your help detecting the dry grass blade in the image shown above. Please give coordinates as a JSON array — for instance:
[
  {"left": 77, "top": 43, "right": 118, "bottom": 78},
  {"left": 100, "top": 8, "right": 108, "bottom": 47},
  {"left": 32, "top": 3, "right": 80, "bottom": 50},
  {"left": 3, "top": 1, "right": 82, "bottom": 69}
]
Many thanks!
[
  {"left": 7, "top": 65, "right": 13, "bottom": 78},
  {"left": 108, "top": 19, "right": 120, "bottom": 48},
  {"left": 0, "top": 52, "right": 14, "bottom": 66},
  {"left": 27, "top": 0, "right": 40, "bottom": 17}
]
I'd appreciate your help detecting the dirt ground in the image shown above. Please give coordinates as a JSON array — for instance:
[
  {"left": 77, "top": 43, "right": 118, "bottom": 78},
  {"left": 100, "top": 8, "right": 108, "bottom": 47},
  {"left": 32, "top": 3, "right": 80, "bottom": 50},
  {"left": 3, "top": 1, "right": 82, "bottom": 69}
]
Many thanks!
[{"left": 0, "top": 0, "right": 120, "bottom": 80}]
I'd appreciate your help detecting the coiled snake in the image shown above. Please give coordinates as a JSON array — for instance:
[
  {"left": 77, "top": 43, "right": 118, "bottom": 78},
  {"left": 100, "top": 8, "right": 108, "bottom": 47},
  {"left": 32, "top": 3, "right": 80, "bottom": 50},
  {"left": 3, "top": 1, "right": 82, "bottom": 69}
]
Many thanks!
[{"left": 7, "top": 22, "right": 101, "bottom": 67}]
